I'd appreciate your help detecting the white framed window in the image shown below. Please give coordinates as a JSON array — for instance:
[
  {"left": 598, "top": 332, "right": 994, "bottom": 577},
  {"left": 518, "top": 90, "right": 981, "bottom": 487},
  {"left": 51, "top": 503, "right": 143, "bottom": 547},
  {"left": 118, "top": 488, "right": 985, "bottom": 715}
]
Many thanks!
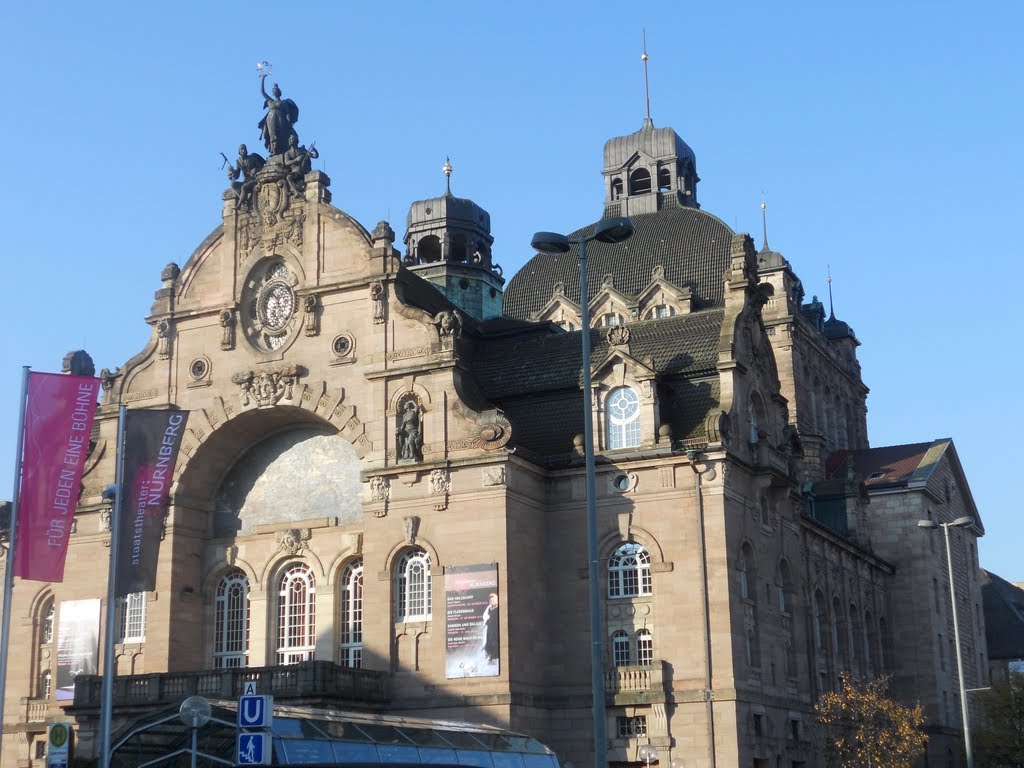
[
  {"left": 277, "top": 563, "right": 316, "bottom": 664},
  {"left": 612, "top": 631, "right": 631, "bottom": 666},
  {"left": 118, "top": 592, "right": 146, "bottom": 642},
  {"left": 339, "top": 559, "right": 364, "bottom": 668},
  {"left": 396, "top": 549, "right": 431, "bottom": 622},
  {"left": 636, "top": 629, "right": 653, "bottom": 666},
  {"left": 599, "top": 313, "right": 625, "bottom": 327},
  {"left": 39, "top": 669, "right": 52, "bottom": 699},
  {"left": 606, "top": 386, "right": 641, "bottom": 449},
  {"left": 213, "top": 569, "right": 250, "bottom": 669},
  {"left": 608, "top": 542, "right": 652, "bottom": 598},
  {"left": 647, "top": 304, "right": 677, "bottom": 319}
]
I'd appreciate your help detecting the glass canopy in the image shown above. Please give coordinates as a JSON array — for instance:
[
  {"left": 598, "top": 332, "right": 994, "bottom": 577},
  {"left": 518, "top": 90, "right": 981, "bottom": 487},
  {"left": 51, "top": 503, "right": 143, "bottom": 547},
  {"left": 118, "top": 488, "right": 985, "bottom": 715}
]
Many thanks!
[{"left": 110, "top": 702, "right": 560, "bottom": 768}]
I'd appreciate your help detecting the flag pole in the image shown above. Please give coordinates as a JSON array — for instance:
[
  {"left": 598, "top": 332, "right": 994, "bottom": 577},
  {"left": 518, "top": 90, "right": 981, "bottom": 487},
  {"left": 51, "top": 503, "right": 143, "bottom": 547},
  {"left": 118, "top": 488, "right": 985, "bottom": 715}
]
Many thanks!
[
  {"left": 0, "top": 367, "right": 30, "bottom": 757},
  {"left": 100, "top": 405, "right": 126, "bottom": 768}
]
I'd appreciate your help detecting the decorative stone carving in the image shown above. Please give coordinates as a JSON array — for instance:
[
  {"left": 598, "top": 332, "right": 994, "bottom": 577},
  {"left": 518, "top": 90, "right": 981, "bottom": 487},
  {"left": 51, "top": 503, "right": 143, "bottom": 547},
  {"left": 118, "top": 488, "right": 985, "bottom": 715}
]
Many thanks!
[
  {"left": 99, "top": 509, "right": 111, "bottom": 532},
  {"left": 371, "top": 221, "right": 395, "bottom": 244},
  {"left": 275, "top": 528, "right": 311, "bottom": 555},
  {"left": 100, "top": 367, "right": 120, "bottom": 393},
  {"left": 156, "top": 320, "right": 172, "bottom": 359},
  {"left": 225, "top": 546, "right": 238, "bottom": 566},
  {"left": 433, "top": 310, "right": 462, "bottom": 351},
  {"left": 370, "top": 281, "right": 385, "bottom": 324},
  {"left": 605, "top": 325, "right": 630, "bottom": 347},
  {"left": 475, "top": 413, "right": 512, "bottom": 450},
  {"left": 430, "top": 469, "right": 450, "bottom": 496},
  {"left": 395, "top": 398, "right": 423, "bottom": 463},
  {"left": 403, "top": 515, "right": 420, "bottom": 545},
  {"left": 369, "top": 476, "right": 390, "bottom": 503},
  {"left": 231, "top": 364, "right": 299, "bottom": 408},
  {"left": 482, "top": 466, "right": 506, "bottom": 487},
  {"left": 219, "top": 309, "right": 235, "bottom": 350},
  {"left": 303, "top": 294, "right": 319, "bottom": 337}
]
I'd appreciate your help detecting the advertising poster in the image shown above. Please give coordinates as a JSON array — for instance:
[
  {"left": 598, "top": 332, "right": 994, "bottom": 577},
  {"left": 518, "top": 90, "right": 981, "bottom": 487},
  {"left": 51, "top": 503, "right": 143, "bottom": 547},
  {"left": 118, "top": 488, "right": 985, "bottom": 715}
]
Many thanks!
[
  {"left": 445, "top": 563, "right": 499, "bottom": 678},
  {"left": 115, "top": 409, "right": 188, "bottom": 595},
  {"left": 55, "top": 599, "right": 100, "bottom": 701},
  {"left": 14, "top": 372, "right": 100, "bottom": 583}
]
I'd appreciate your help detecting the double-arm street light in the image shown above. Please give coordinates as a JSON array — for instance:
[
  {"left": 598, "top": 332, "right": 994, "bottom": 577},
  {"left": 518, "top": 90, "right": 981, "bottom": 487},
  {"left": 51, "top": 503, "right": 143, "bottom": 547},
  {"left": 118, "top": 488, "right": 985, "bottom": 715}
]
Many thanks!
[
  {"left": 530, "top": 218, "right": 635, "bottom": 768},
  {"left": 918, "top": 515, "right": 976, "bottom": 768}
]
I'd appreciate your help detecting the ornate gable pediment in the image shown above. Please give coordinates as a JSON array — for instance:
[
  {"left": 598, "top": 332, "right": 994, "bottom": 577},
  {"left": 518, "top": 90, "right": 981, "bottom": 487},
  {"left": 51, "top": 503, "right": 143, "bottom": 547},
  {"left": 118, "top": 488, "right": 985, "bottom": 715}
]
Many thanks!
[
  {"left": 636, "top": 266, "right": 693, "bottom": 318},
  {"left": 532, "top": 282, "right": 582, "bottom": 329}
]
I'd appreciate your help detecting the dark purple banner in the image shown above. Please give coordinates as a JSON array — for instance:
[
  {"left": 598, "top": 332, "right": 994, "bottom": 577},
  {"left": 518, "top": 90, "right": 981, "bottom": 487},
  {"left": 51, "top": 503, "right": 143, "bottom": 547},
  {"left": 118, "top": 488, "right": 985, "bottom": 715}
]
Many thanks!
[
  {"left": 15, "top": 372, "right": 100, "bottom": 583},
  {"left": 445, "top": 563, "right": 499, "bottom": 678},
  {"left": 115, "top": 409, "right": 188, "bottom": 596}
]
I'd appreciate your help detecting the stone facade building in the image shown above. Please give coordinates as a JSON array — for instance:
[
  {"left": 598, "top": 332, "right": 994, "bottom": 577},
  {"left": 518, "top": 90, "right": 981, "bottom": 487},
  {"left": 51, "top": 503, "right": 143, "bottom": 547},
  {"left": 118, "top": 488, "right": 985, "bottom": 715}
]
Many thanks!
[{"left": 1, "top": 90, "right": 986, "bottom": 768}]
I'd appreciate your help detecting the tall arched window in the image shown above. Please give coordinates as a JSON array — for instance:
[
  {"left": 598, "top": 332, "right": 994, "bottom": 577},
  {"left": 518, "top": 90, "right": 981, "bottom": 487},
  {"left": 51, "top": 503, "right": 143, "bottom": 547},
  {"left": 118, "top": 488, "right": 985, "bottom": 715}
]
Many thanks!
[
  {"left": 865, "top": 609, "right": 879, "bottom": 677},
  {"left": 739, "top": 544, "right": 756, "bottom": 601},
  {"left": 606, "top": 387, "right": 641, "bottom": 450},
  {"left": 213, "top": 569, "right": 250, "bottom": 669},
  {"left": 339, "top": 559, "right": 364, "bottom": 667},
  {"left": 814, "top": 590, "right": 828, "bottom": 651},
  {"left": 777, "top": 560, "right": 792, "bottom": 613},
  {"left": 849, "top": 603, "right": 863, "bottom": 675},
  {"left": 41, "top": 598, "right": 55, "bottom": 645},
  {"left": 608, "top": 543, "right": 652, "bottom": 598},
  {"left": 636, "top": 629, "right": 654, "bottom": 666},
  {"left": 277, "top": 563, "right": 316, "bottom": 664},
  {"left": 611, "top": 178, "right": 623, "bottom": 200},
  {"left": 396, "top": 549, "right": 431, "bottom": 622},
  {"left": 612, "top": 631, "right": 630, "bottom": 666},
  {"left": 38, "top": 670, "right": 52, "bottom": 700},
  {"left": 832, "top": 597, "right": 847, "bottom": 669},
  {"left": 657, "top": 167, "right": 672, "bottom": 192}
]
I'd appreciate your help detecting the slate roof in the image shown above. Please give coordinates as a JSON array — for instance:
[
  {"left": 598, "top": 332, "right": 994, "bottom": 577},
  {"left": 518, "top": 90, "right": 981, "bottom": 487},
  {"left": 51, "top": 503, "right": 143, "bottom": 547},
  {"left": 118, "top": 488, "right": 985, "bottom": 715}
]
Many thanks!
[
  {"left": 470, "top": 310, "right": 724, "bottom": 457},
  {"left": 504, "top": 206, "right": 735, "bottom": 321},
  {"left": 980, "top": 569, "right": 1024, "bottom": 661}
]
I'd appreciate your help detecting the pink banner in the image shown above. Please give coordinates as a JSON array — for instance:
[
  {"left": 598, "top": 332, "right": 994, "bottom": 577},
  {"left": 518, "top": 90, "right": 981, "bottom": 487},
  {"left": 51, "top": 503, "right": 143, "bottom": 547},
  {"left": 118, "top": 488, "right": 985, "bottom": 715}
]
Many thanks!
[{"left": 14, "top": 372, "right": 101, "bottom": 583}]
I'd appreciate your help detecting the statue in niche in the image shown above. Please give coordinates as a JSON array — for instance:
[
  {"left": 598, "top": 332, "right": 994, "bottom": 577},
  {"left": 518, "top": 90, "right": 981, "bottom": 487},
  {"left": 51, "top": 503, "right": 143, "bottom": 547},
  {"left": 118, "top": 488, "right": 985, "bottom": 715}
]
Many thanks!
[
  {"left": 284, "top": 135, "right": 318, "bottom": 199},
  {"left": 396, "top": 400, "right": 423, "bottom": 462},
  {"left": 258, "top": 74, "right": 299, "bottom": 156}
]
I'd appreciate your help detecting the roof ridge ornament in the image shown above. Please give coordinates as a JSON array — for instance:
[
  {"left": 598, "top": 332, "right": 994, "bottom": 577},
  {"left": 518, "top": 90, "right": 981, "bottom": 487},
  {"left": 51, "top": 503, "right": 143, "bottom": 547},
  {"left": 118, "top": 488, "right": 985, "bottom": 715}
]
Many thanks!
[
  {"left": 443, "top": 157, "right": 453, "bottom": 196},
  {"left": 642, "top": 30, "right": 652, "bottom": 123}
]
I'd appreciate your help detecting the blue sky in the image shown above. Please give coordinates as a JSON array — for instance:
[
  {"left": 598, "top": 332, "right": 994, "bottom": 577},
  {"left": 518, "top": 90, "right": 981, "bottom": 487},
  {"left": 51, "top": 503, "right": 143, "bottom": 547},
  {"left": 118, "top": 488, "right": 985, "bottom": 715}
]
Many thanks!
[{"left": 2, "top": 2, "right": 1021, "bottom": 577}]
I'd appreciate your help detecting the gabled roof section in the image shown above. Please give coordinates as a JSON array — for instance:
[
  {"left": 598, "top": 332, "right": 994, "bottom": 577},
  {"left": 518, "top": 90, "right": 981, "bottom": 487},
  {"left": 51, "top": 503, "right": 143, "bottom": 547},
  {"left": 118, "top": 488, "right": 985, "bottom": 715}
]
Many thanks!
[
  {"left": 981, "top": 569, "right": 1024, "bottom": 661},
  {"left": 471, "top": 309, "right": 724, "bottom": 400},
  {"left": 505, "top": 207, "right": 734, "bottom": 321},
  {"left": 827, "top": 439, "right": 983, "bottom": 532}
]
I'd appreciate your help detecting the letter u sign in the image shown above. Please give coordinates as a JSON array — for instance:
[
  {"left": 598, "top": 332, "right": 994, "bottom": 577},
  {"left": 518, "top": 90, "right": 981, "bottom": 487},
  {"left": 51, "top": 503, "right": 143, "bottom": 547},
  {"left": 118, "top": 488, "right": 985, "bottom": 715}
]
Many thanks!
[{"left": 238, "top": 695, "right": 273, "bottom": 728}]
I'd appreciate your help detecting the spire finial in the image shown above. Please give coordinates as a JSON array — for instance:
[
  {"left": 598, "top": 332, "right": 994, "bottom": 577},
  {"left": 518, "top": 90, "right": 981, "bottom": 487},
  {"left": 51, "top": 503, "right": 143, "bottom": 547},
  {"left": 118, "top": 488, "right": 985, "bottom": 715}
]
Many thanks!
[
  {"left": 443, "top": 156, "right": 453, "bottom": 195},
  {"left": 827, "top": 265, "right": 836, "bottom": 320},
  {"left": 642, "top": 30, "right": 651, "bottom": 122},
  {"left": 760, "top": 192, "right": 769, "bottom": 249}
]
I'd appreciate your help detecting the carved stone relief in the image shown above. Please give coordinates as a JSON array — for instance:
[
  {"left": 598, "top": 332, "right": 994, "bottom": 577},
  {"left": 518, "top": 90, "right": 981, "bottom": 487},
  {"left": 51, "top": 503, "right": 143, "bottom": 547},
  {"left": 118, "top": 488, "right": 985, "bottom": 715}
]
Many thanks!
[
  {"left": 276, "top": 528, "right": 311, "bottom": 555},
  {"left": 232, "top": 365, "right": 300, "bottom": 408},
  {"left": 220, "top": 309, "right": 236, "bottom": 350}
]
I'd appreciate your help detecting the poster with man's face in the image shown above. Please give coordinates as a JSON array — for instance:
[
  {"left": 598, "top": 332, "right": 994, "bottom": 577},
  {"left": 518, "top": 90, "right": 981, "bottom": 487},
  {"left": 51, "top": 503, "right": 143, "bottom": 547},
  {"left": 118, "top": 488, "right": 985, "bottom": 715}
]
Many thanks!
[
  {"left": 56, "top": 599, "right": 100, "bottom": 700},
  {"left": 445, "top": 564, "right": 499, "bottom": 678}
]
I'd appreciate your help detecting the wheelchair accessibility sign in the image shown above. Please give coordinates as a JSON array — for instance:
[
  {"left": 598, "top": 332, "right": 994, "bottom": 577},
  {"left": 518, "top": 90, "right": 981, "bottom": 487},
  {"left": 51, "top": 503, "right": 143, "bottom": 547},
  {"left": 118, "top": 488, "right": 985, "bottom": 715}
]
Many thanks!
[{"left": 238, "top": 732, "right": 271, "bottom": 765}]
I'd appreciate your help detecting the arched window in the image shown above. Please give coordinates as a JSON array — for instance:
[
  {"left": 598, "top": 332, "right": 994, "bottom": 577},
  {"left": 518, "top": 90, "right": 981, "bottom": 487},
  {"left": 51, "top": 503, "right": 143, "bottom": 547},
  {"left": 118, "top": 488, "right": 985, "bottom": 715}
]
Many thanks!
[
  {"left": 647, "top": 304, "right": 677, "bottom": 319},
  {"left": 277, "top": 563, "right": 316, "bottom": 664},
  {"left": 38, "top": 670, "right": 52, "bottom": 700},
  {"left": 213, "top": 569, "right": 250, "bottom": 669},
  {"left": 396, "top": 548, "right": 431, "bottom": 622},
  {"left": 339, "top": 559, "right": 364, "bottom": 668},
  {"left": 777, "top": 560, "right": 792, "bottom": 613},
  {"left": 865, "top": 609, "right": 879, "bottom": 677},
  {"left": 739, "top": 544, "right": 755, "bottom": 601},
  {"left": 612, "top": 630, "right": 630, "bottom": 666},
  {"left": 608, "top": 542, "right": 652, "bottom": 598},
  {"left": 629, "top": 168, "right": 652, "bottom": 195},
  {"left": 606, "top": 387, "right": 641, "bottom": 450},
  {"left": 657, "top": 167, "right": 672, "bottom": 192},
  {"left": 599, "top": 312, "right": 625, "bottom": 327},
  {"left": 118, "top": 593, "right": 146, "bottom": 643},
  {"left": 611, "top": 178, "right": 623, "bottom": 200},
  {"left": 417, "top": 235, "right": 442, "bottom": 263},
  {"left": 850, "top": 603, "right": 863, "bottom": 675},
  {"left": 814, "top": 590, "right": 828, "bottom": 650},
  {"left": 832, "top": 597, "right": 847, "bottom": 668},
  {"left": 41, "top": 598, "right": 55, "bottom": 644},
  {"left": 636, "top": 629, "right": 654, "bottom": 666}
]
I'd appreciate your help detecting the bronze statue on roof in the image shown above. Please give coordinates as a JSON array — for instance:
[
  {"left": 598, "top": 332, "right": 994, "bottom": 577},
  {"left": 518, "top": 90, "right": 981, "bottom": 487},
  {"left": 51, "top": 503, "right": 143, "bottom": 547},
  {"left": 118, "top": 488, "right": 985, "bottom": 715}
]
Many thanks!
[{"left": 258, "top": 74, "right": 299, "bottom": 156}]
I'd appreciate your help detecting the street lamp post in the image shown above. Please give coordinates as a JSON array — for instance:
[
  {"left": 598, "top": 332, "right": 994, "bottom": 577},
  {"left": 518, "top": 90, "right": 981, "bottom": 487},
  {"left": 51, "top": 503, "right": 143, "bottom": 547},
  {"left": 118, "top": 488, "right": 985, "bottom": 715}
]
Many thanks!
[
  {"left": 918, "top": 515, "right": 975, "bottom": 768},
  {"left": 531, "top": 218, "right": 635, "bottom": 768}
]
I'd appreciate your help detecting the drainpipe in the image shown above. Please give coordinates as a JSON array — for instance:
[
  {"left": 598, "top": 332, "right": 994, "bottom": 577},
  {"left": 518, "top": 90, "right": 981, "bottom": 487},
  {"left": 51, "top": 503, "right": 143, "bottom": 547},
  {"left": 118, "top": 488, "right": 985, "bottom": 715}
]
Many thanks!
[{"left": 687, "top": 450, "right": 717, "bottom": 768}]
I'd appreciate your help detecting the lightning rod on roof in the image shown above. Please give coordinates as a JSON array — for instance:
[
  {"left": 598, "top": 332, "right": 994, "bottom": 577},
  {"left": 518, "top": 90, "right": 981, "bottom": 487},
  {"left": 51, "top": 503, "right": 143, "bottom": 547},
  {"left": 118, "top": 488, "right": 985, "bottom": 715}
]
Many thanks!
[{"left": 642, "top": 30, "right": 651, "bottom": 122}]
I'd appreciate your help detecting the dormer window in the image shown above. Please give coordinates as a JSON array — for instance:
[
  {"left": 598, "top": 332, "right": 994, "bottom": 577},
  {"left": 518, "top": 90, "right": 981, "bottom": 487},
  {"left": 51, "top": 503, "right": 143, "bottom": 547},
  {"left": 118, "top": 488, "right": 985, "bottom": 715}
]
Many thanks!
[
  {"left": 611, "top": 178, "right": 623, "bottom": 200},
  {"left": 629, "top": 168, "right": 651, "bottom": 195},
  {"left": 647, "top": 304, "right": 677, "bottom": 320},
  {"left": 599, "top": 313, "right": 625, "bottom": 327}
]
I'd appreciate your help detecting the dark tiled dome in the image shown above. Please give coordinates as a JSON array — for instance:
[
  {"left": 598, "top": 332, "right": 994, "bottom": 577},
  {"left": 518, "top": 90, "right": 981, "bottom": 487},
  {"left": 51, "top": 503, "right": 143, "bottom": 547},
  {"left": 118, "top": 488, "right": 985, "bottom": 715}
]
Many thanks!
[{"left": 505, "top": 206, "right": 735, "bottom": 321}]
